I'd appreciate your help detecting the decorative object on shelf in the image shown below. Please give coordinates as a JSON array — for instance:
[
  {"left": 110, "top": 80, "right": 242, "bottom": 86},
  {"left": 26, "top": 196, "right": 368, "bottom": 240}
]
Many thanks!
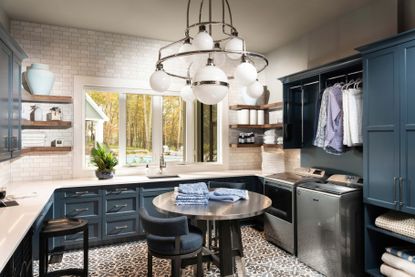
[
  {"left": 46, "top": 107, "right": 63, "bottom": 121},
  {"left": 23, "top": 63, "right": 55, "bottom": 95},
  {"left": 257, "top": 110, "right": 265, "bottom": 125},
  {"left": 51, "top": 139, "right": 64, "bottom": 147},
  {"left": 90, "top": 142, "right": 118, "bottom": 180},
  {"left": 30, "top": 105, "right": 43, "bottom": 121},
  {"left": 249, "top": 109, "right": 257, "bottom": 125},
  {"left": 238, "top": 132, "right": 255, "bottom": 144},
  {"left": 237, "top": 109, "right": 249, "bottom": 124},
  {"left": 150, "top": 0, "right": 268, "bottom": 105}
]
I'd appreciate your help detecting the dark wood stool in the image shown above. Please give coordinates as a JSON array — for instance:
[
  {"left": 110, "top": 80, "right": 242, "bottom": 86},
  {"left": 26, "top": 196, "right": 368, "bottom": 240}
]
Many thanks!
[{"left": 39, "top": 218, "right": 88, "bottom": 277}]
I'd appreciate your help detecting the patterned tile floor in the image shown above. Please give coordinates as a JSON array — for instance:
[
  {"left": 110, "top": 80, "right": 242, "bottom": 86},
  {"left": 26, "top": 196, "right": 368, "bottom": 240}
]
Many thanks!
[{"left": 34, "top": 227, "right": 324, "bottom": 277}]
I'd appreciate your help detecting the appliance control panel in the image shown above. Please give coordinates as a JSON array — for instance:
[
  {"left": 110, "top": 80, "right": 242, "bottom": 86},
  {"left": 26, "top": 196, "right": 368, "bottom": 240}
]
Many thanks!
[
  {"left": 327, "top": 174, "right": 363, "bottom": 187},
  {"left": 294, "top": 167, "right": 326, "bottom": 179}
]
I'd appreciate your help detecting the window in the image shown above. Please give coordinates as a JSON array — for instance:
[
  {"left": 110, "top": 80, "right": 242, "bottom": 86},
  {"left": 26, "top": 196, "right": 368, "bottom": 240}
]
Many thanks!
[
  {"left": 197, "top": 103, "right": 217, "bottom": 162},
  {"left": 84, "top": 89, "right": 190, "bottom": 168}
]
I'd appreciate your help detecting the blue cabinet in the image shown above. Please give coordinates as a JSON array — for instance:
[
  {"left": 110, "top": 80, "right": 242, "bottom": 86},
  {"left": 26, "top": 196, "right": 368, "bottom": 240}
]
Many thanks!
[
  {"left": 363, "top": 48, "right": 400, "bottom": 209},
  {"left": 139, "top": 187, "right": 174, "bottom": 218},
  {"left": 0, "top": 39, "right": 12, "bottom": 161}
]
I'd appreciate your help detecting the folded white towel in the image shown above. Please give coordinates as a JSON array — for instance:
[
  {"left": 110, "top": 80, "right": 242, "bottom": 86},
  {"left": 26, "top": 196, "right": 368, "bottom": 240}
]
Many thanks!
[
  {"left": 264, "top": 129, "right": 277, "bottom": 136},
  {"left": 382, "top": 253, "right": 415, "bottom": 276},
  {"left": 380, "top": 263, "right": 413, "bottom": 277}
]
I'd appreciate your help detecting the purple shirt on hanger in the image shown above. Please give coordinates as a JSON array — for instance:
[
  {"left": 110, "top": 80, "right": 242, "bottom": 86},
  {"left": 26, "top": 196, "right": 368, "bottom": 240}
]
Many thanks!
[{"left": 324, "top": 84, "right": 344, "bottom": 154}]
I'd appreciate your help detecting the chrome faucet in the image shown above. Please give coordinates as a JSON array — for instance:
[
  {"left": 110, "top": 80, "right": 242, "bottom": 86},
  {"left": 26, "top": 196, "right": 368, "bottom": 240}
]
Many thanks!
[{"left": 159, "top": 153, "right": 166, "bottom": 174}]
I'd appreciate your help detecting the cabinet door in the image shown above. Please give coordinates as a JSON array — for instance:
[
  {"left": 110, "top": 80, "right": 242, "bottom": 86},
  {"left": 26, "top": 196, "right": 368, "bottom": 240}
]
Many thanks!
[
  {"left": 283, "top": 86, "right": 303, "bottom": 148},
  {"left": 10, "top": 57, "right": 21, "bottom": 157},
  {"left": 0, "top": 40, "right": 11, "bottom": 161},
  {"left": 400, "top": 41, "right": 415, "bottom": 214},
  {"left": 363, "top": 48, "right": 400, "bottom": 209},
  {"left": 139, "top": 187, "right": 174, "bottom": 218}
]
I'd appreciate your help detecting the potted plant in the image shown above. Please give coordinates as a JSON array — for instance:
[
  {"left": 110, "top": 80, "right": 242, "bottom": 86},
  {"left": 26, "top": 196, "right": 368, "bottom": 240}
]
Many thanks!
[{"left": 90, "top": 142, "right": 118, "bottom": 180}]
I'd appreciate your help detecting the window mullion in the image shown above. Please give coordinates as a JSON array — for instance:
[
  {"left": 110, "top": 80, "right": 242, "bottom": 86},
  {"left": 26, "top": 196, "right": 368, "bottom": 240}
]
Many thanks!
[
  {"left": 119, "top": 92, "right": 127, "bottom": 167},
  {"left": 152, "top": 95, "right": 163, "bottom": 165}
]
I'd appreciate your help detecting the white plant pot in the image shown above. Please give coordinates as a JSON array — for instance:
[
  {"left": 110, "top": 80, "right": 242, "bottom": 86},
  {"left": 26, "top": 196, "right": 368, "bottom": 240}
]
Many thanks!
[{"left": 24, "top": 63, "right": 55, "bottom": 95}]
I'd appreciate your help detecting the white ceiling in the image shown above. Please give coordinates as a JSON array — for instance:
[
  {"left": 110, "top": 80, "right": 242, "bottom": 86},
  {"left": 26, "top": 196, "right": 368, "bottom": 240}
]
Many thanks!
[{"left": 1, "top": 0, "right": 374, "bottom": 53}]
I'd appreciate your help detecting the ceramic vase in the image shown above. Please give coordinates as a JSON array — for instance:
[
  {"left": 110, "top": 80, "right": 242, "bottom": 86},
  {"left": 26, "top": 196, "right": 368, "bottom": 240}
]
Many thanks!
[
  {"left": 95, "top": 170, "right": 114, "bottom": 180},
  {"left": 24, "top": 63, "right": 55, "bottom": 95}
]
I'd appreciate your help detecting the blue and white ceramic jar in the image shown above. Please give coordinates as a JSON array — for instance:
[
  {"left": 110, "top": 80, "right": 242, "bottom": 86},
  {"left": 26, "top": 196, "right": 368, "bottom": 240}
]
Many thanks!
[{"left": 24, "top": 63, "right": 55, "bottom": 95}]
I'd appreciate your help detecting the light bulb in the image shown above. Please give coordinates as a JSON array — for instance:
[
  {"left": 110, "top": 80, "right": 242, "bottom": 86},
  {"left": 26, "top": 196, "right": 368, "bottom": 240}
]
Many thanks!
[
  {"left": 247, "top": 80, "right": 264, "bottom": 98},
  {"left": 225, "top": 36, "right": 244, "bottom": 60},
  {"left": 150, "top": 67, "right": 171, "bottom": 92},
  {"left": 241, "top": 87, "right": 257, "bottom": 105},
  {"left": 180, "top": 81, "right": 195, "bottom": 102},
  {"left": 193, "top": 61, "right": 229, "bottom": 105},
  {"left": 193, "top": 25, "right": 214, "bottom": 51},
  {"left": 178, "top": 39, "right": 194, "bottom": 65},
  {"left": 235, "top": 60, "right": 257, "bottom": 86}
]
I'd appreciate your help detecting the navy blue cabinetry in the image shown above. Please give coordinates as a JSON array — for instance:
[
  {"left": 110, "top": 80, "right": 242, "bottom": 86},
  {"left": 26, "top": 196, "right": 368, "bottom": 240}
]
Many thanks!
[
  {"left": 0, "top": 39, "right": 12, "bottom": 161},
  {"left": 139, "top": 187, "right": 175, "bottom": 218}
]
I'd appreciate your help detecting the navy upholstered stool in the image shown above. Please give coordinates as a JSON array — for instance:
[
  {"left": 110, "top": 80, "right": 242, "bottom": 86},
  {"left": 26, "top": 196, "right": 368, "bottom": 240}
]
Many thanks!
[
  {"left": 139, "top": 208, "right": 203, "bottom": 277},
  {"left": 39, "top": 218, "right": 88, "bottom": 277}
]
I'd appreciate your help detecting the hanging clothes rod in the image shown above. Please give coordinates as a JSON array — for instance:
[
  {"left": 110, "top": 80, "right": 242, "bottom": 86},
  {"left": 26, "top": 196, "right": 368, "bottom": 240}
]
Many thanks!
[
  {"left": 289, "top": 80, "right": 319, "bottom": 90},
  {"left": 326, "top": 70, "right": 363, "bottom": 81}
]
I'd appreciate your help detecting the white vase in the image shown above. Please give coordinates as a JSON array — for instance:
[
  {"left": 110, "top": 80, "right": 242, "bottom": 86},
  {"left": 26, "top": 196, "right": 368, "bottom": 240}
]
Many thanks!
[{"left": 24, "top": 63, "right": 55, "bottom": 95}]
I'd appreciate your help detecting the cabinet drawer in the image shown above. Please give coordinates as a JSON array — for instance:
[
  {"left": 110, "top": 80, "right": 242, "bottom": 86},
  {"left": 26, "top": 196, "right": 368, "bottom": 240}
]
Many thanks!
[
  {"left": 64, "top": 200, "right": 99, "bottom": 217},
  {"left": 104, "top": 217, "right": 138, "bottom": 239},
  {"left": 105, "top": 187, "right": 136, "bottom": 197},
  {"left": 105, "top": 197, "right": 137, "bottom": 214},
  {"left": 64, "top": 221, "right": 100, "bottom": 243},
  {"left": 64, "top": 189, "right": 100, "bottom": 199}
]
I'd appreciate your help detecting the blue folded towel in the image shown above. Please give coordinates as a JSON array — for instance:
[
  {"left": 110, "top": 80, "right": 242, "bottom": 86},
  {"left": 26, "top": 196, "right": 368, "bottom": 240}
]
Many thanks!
[
  {"left": 208, "top": 192, "right": 241, "bottom": 202},
  {"left": 178, "top": 182, "right": 209, "bottom": 195},
  {"left": 386, "top": 247, "right": 415, "bottom": 263},
  {"left": 176, "top": 197, "right": 208, "bottom": 205},
  {"left": 213, "top": 188, "right": 248, "bottom": 200},
  {"left": 176, "top": 193, "right": 207, "bottom": 200}
]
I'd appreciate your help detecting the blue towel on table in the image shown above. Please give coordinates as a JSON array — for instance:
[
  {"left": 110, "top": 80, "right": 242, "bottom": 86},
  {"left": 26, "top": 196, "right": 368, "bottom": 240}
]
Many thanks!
[
  {"left": 178, "top": 182, "right": 208, "bottom": 195},
  {"left": 208, "top": 192, "right": 242, "bottom": 202},
  {"left": 176, "top": 193, "right": 208, "bottom": 205},
  {"left": 213, "top": 188, "right": 249, "bottom": 200}
]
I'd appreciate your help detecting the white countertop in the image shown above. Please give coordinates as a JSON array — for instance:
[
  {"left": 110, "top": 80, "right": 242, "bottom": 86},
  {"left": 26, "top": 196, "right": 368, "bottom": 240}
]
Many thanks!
[{"left": 0, "top": 170, "right": 264, "bottom": 271}]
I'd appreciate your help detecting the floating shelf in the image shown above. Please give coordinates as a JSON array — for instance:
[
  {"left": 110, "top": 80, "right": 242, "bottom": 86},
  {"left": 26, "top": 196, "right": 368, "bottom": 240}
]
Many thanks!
[
  {"left": 229, "top": 124, "right": 283, "bottom": 129},
  {"left": 21, "top": 119, "right": 72, "bottom": 129},
  {"left": 21, "top": 146, "right": 72, "bottom": 155},
  {"left": 22, "top": 92, "right": 73, "bottom": 104},
  {"left": 229, "top": 102, "right": 283, "bottom": 111},
  {"left": 367, "top": 224, "right": 415, "bottom": 244},
  {"left": 229, "top": 144, "right": 283, "bottom": 148}
]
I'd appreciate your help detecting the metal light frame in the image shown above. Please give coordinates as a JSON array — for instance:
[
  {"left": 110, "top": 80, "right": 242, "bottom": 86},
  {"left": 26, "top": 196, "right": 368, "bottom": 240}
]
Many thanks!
[{"left": 154, "top": 0, "right": 269, "bottom": 81}]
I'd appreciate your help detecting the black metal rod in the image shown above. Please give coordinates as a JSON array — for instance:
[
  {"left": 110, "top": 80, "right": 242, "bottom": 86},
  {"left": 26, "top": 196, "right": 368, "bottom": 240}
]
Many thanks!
[{"left": 289, "top": 80, "right": 319, "bottom": 90}]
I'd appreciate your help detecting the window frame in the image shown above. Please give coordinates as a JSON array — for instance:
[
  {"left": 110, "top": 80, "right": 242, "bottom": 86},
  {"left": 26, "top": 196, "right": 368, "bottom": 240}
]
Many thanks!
[{"left": 73, "top": 76, "right": 229, "bottom": 178}]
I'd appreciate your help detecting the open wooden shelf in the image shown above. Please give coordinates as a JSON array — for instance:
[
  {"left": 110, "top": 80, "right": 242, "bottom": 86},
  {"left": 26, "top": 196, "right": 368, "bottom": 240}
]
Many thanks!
[
  {"left": 21, "top": 119, "right": 72, "bottom": 129},
  {"left": 22, "top": 92, "right": 72, "bottom": 104},
  {"left": 230, "top": 143, "right": 283, "bottom": 149},
  {"left": 21, "top": 146, "right": 72, "bottom": 155},
  {"left": 229, "top": 102, "right": 283, "bottom": 111},
  {"left": 229, "top": 123, "right": 283, "bottom": 129}
]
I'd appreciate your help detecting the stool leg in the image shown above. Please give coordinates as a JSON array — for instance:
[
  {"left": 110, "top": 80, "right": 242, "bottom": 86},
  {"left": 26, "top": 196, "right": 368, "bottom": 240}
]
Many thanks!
[
  {"left": 39, "top": 235, "right": 48, "bottom": 277},
  {"left": 83, "top": 226, "right": 89, "bottom": 277},
  {"left": 196, "top": 250, "right": 203, "bottom": 277},
  {"left": 147, "top": 252, "right": 152, "bottom": 277},
  {"left": 171, "top": 257, "right": 181, "bottom": 277}
]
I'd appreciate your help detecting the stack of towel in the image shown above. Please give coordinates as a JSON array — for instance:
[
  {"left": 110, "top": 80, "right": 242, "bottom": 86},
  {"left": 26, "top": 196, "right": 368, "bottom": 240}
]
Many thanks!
[
  {"left": 263, "top": 129, "right": 277, "bottom": 144},
  {"left": 276, "top": 136, "right": 283, "bottom": 145},
  {"left": 208, "top": 188, "right": 249, "bottom": 203},
  {"left": 375, "top": 211, "right": 415, "bottom": 239},
  {"left": 175, "top": 182, "right": 209, "bottom": 205},
  {"left": 380, "top": 247, "right": 415, "bottom": 277}
]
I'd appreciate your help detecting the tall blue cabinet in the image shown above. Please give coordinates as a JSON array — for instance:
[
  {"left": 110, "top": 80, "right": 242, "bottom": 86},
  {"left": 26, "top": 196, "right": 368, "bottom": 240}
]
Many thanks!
[{"left": 359, "top": 30, "right": 415, "bottom": 276}]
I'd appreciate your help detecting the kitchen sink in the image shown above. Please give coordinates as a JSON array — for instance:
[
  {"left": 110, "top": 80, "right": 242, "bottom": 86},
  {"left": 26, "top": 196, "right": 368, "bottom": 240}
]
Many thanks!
[{"left": 146, "top": 174, "right": 180, "bottom": 179}]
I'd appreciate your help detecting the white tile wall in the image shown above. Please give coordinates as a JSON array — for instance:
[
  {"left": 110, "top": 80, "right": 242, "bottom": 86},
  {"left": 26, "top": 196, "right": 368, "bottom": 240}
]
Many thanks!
[
  {"left": 0, "top": 161, "right": 11, "bottom": 188},
  {"left": 8, "top": 20, "right": 266, "bottom": 181}
]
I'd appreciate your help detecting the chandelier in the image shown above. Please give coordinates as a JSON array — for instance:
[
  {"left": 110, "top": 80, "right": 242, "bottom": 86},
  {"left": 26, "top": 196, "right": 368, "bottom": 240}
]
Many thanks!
[{"left": 149, "top": 0, "right": 269, "bottom": 105}]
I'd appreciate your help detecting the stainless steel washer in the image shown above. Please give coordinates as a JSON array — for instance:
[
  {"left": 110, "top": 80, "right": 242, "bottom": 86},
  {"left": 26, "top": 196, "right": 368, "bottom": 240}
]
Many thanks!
[
  {"left": 297, "top": 175, "right": 363, "bottom": 277},
  {"left": 264, "top": 167, "right": 326, "bottom": 255}
]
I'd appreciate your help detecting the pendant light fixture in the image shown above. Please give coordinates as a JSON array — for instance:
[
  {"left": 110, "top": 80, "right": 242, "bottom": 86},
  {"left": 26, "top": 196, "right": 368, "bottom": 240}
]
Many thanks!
[{"left": 150, "top": 0, "right": 268, "bottom": 104}]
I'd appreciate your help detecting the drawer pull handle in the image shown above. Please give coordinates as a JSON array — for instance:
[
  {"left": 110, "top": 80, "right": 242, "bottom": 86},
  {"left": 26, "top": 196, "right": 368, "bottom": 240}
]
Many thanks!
[
  {"left": 115, "top": 225, "right": 128, "bottom": 230},
  {"left": 75, "top": 191, "right": 89, "bottom": 195},
  {"left": 113, "top": 204, "right": 128, "bottom": 209},
  {"left": 394, "top": 177, "right": 398, "bottom": 207},
  {"left": 109, "top": 188, "right": 128, "bottom": 194},
  {"left": 74, "top": 208, "right": 89, "bottom": 212},
  {"left": 399, "top": 177, "right": 404, "bottom": 207}
]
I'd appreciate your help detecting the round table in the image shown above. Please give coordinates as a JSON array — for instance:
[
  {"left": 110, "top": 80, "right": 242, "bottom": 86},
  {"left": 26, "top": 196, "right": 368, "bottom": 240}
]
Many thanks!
[{"left": 153, "top": 191, "right": 271, "bottom": 276}]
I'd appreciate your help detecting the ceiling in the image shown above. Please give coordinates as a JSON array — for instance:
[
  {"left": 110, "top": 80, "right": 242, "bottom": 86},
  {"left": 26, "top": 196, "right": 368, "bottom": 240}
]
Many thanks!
[{"left": 1, "top": 0, "right": 374, "bottom": 53}]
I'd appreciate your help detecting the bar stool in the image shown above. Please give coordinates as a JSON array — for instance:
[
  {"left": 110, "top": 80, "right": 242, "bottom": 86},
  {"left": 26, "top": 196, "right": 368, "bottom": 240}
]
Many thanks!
[{"left": 39, "top": 218, "right": 88, "bottom": 277}]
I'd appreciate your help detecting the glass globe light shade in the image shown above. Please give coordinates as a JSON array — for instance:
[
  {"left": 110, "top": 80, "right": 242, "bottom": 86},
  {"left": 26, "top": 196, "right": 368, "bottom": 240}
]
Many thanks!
[
  {"left": 212, "top": 43, "right": 226, "bottom": 68},
  {"left": 235, "top": 61, "right": 258, "bottom": 86},
  {"left": 241, "top": 86, "right": 257, "bottom": 105},
  {"left": 178, "top": 41, "right": 194, "bottom": 65},
  {"left": 180, "top": 82, "right": 195, "bottom": 102},
  {"left": 193, "top": 63, "right": 229, "bottom": 105},
  {"left": 225, "top": 36, "right": 244, "bottom": 60},
  {"left": 150, "top": 69, "right": 171, "bottom": 92},
  {"left": 193, "top": 26, "right": 214, "bottom": 51},
  {"left": 247, "top": 80, "right": 264, "bottom": 98}
]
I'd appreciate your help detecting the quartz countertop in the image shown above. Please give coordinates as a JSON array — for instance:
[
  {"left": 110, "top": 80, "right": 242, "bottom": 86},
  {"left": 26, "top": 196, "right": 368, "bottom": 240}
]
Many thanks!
[{"left": 0, "top": 170, "right": 265, "bottom": 271}]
